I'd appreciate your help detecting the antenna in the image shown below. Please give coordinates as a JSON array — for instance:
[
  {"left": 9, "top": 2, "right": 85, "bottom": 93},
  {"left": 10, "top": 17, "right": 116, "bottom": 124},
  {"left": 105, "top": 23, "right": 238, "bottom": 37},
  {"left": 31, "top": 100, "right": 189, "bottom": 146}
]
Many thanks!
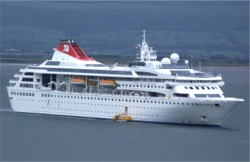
[
  {"left": 138, "top": 30, "right": 157, "bottom": 62},
  {"left": 190, "top": 44, "right": 193, "bottom": 69},
  {"left": 142, "top": 30, "right": 146, "bottom": 42},
  {"left": 189, "top": 53, "right": 193, "bottom": 69}
]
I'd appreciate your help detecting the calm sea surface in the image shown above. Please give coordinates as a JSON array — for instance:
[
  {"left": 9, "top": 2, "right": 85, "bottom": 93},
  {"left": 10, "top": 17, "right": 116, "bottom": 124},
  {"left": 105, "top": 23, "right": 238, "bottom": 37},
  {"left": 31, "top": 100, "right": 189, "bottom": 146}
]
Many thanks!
[{"left": 0, "top": 63, "right": 249, "bottom": 161}]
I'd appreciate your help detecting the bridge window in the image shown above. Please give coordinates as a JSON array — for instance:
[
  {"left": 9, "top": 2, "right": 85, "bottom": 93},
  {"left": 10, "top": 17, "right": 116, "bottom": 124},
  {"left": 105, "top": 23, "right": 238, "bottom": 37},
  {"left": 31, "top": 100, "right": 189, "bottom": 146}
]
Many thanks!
[
  {"left": 173, "top": 93, "right": 189, "bottom": 97},
  {"left": 22, "top": 78, "right": 33, "bottom": 82}
]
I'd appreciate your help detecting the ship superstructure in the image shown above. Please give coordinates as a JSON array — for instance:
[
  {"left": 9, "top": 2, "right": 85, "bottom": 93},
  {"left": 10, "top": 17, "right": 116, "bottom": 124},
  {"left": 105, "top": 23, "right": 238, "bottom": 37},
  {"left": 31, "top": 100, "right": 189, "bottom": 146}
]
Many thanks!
[{"left": 7, "top": 31, "right": 244, "bottom": 126}]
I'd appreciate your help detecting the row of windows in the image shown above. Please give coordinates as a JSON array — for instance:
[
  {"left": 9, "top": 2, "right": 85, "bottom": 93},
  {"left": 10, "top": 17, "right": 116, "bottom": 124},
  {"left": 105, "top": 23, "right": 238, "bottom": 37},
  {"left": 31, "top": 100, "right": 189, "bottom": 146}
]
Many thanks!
[
  {"left": 9, "top": 83, "right": 16, "bottom": 87},
  {"left": 24, "top": 68, "right": 221, "bottom": 84},
  {"left": 173, "top": 93, "right": 189, "bottom": 97},
  {"left": 161, "top": 64, "right": 189, "bottom": 69},
  {"left": 41, "top": 93, "right": 167, "bottom": 104},
  {"left": 171, "top": 70, "right": 191, "bottom": 76},
  {"left": 194, "top": 94, "right": 221, "bottom": 98},
  {"left": 62, "top": 75, "right": 163, "bottom": 82},
  {"left": 14, "top": 96, "right": 221, "bottom": 109},
  {"left": 45, "top": 61, "right": 60, "bottom": 66},
  {"left": 20, "top": 84, "right": 33, "bottom": 88},
  {"left": 11, "top": 91, "right": 34, "bottom": 96},
  {"left": 170, "top": 70, "right": 216, "bottom": 78},
  {"left": 128, "top": 61, "right": 146, "bottom": 67},
  {"left": 175, "top": 80, "right": 220, "bottom": 83},
  {"left": 28, "top": 67, "right": 133, "bottom": 75},
  {"left": 40, "top": 94, "right": 220, "bottom": 107},
  {"left": 185, "top": 86, "right": 218, "bottom": 90},
  {"left": 24, "top": 72, "right": 33, "bottom": 76},
  {"left": 22, "top": 78, "right": 33, "bottom": 82},
  {"left": 136, "top": 71, "right": 157, "bottom": 76},
  {"left": 39, "top": 100, "right": 165, "bottom": 110},
  {"left": 85, "top": 64, "right": 106, "bottom": 67},
  {"left": 16, "top": 99, "right": 34, "bottom": 102},
  {"left": 120, "top": 84, "right": 165, "bottom": 89},
  {"left": 13, "top": 77, "right": 19, "bottom": 81}
]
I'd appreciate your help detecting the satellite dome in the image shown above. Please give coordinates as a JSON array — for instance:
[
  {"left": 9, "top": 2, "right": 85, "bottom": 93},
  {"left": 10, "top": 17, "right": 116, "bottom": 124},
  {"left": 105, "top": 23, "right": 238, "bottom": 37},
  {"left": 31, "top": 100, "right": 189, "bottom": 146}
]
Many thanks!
[
  {"left": 161, "top": 57, "right": 171, "bottom": 64},
  {"left": 185, "top": 60, "right": 189, "bottom": 64},
  {"left": 170, "top": 53, "right": 179, "bottom": 64}
]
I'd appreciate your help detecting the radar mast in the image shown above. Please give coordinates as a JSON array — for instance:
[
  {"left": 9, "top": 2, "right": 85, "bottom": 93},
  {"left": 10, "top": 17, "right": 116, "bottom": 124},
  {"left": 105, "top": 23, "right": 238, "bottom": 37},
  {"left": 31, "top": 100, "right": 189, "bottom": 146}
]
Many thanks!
[{"left": 138, "top": 30, "right": 157, "bottom": 62}]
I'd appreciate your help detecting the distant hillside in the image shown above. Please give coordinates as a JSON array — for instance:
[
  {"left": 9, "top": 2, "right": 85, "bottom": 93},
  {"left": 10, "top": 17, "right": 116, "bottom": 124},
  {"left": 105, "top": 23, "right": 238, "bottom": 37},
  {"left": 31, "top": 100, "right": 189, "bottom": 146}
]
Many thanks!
[{"left": 1, "top": 1, "right": 249, "bottom": 65}]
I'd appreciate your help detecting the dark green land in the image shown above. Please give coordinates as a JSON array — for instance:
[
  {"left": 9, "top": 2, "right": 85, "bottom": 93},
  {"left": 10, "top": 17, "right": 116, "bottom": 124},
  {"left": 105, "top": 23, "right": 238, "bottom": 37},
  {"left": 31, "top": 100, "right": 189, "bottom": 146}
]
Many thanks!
[{"left": 1, "top": 1, "right": 249, "bottom": 65}]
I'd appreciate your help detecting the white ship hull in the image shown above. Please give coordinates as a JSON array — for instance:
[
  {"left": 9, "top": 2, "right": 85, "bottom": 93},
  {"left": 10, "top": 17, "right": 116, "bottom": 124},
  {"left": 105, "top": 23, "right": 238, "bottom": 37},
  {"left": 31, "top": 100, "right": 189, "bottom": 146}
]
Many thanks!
[{"left": 7, "top": 87, "right": 243, "bottom": 126}]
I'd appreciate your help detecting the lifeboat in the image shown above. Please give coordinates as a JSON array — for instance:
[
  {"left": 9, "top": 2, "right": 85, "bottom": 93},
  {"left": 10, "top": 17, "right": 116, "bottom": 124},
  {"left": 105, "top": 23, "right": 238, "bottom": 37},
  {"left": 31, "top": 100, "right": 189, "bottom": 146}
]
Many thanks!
[
  {"left": 100, "top": 79, "right": 116, "bottom": 86},
  {"left": 71, "top": 77, "right": 86, "bottom": 83},
  {"left": 112, "top": 113, "right": 132, "bottom": 122}
]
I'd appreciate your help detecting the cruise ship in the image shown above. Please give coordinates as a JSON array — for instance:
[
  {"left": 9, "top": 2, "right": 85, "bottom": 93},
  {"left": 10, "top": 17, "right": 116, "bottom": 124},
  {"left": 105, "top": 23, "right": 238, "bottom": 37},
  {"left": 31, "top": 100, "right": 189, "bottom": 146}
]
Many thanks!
[{"left": 7, "top": 31, "right": 244, "bottom": 126}]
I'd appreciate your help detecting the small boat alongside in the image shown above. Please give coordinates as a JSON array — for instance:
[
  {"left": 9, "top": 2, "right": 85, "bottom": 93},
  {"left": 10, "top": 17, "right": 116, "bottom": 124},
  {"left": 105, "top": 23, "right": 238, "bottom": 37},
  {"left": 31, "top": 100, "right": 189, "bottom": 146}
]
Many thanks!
[{"left": 112, "top": 113, "right": 132, "bottom": 122}]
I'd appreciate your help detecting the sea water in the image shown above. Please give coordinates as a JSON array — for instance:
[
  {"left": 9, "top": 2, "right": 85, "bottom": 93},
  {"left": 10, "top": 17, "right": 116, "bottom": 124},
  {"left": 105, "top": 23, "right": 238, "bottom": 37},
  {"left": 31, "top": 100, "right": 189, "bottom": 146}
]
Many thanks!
[{"left": 0, "top": 63, "right": 249, "bottom": 161}]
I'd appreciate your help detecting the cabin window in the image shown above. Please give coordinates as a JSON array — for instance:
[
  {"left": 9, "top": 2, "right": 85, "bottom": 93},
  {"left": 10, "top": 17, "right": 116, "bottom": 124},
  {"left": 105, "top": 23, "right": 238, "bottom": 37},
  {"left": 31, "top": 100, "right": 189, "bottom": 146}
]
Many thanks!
[
  {"left": 42, "top": 74, "right": 50, "bottom": 87},
  {"left": 22, "top": 78, "right": 33, "bottom": 82},
  {"left": 25, "top": 72, "right": 33, "bottom": 76},
  {"left": 207, "top": 94, "right": 221, "bottom": 98},
  {"left": 194, "top": 94, "right": 206, "bottom": 98},
  {"left": 173, "top": 93, "right": 189, "bottom": 97}
]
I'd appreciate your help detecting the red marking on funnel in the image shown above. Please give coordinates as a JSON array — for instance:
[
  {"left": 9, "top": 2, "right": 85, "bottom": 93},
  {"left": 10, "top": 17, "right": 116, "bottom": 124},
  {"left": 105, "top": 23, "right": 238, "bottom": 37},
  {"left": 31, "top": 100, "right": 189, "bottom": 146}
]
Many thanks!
[{"left": 56, "top": 39, "right": 93, "bottom": 61}]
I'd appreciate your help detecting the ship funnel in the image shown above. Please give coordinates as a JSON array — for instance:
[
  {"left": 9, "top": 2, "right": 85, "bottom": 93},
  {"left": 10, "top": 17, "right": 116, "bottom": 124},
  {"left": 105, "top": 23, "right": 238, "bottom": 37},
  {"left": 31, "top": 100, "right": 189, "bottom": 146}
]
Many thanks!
[{"left": 56, "top": 39, "right": 93, "bottom": 61}]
